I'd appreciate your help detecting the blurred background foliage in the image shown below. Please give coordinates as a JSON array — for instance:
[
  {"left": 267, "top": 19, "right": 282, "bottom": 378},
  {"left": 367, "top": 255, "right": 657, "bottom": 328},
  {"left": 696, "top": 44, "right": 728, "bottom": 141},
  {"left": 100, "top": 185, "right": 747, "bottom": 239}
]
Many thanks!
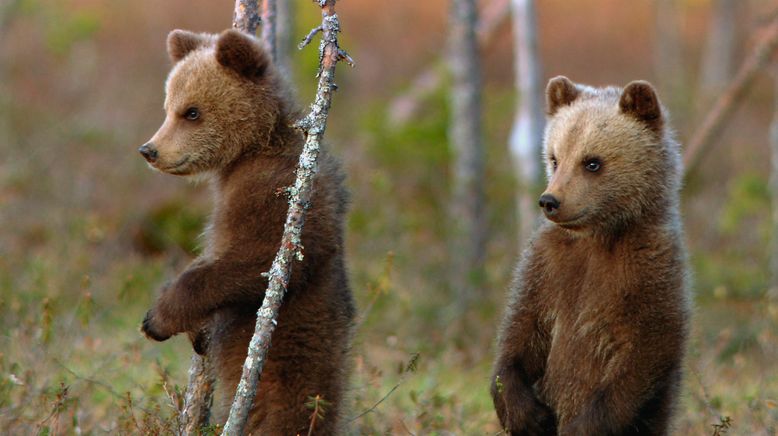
[{"left": 0, "top": 0, "right": 777, "bottom": 434}]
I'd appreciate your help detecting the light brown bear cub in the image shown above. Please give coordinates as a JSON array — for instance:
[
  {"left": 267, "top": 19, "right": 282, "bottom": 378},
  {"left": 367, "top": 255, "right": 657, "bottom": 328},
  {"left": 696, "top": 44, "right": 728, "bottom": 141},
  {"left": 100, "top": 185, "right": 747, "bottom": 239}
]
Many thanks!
[
  {"left": 491, "top": 77, "right": 690, "bottom": 435},
  {"left": 139, "top": 29, "right": 355, "bottom": 434}
]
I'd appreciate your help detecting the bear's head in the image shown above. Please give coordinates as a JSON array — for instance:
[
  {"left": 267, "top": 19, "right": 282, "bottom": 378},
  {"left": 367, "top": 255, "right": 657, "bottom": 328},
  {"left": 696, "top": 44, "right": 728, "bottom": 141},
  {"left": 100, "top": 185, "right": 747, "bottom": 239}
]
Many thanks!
[
  {"left": 539, "top": 76, "right": 681, "bottom": 234},
  {"left": 139, "top": 29, "right": 281, "bottom": 175}
]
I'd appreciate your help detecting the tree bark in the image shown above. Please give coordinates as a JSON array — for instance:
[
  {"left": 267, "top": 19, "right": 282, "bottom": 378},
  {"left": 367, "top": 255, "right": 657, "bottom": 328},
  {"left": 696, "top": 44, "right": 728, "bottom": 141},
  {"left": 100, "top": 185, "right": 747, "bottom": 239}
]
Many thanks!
[
  {"left": 448, "top": 0, "right": 486, "bottom": 312},
  {"left": 180, "top": 353, "right": 214, "bottom": 435},
  {"left": 222, "top": 1, "right": 352, "bottom": 434},
  {"left": 509, "top": 0, "right": 544, "bottom": 248},
  {"left": 683, "top": 15, "right": 778, "bottom": 177},
  {"left": 232, "top": 0, "right": 261, "bottom": 36}
]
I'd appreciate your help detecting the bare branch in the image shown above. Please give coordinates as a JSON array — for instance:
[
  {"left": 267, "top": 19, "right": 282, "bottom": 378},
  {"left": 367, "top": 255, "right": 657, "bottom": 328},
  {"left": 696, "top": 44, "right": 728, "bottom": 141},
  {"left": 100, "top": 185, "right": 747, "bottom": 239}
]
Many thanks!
[
  {"left": 684, "top": 14, "right": 778, "bottom": 177},
  {"left": 222, "top": 0, "right": 352, "bottom": 433}
]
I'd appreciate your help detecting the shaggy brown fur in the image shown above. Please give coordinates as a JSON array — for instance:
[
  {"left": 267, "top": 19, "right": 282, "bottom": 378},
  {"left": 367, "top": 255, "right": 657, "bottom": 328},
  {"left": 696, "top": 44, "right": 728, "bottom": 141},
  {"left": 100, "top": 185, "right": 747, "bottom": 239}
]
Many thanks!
[
  {"left": 491, "top": 76, "right": 690, "bottom": 435},
  {"left": 139, "top": 29, "right": 355, "bottom": 435}
]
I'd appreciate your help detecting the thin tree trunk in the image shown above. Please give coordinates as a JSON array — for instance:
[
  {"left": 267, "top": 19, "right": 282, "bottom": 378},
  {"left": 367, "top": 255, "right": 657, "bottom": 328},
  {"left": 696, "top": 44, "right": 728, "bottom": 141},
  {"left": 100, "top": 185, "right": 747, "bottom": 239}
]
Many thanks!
[
  {"left": 448, "top": 0, "right": 486, "bottom": 312},
  {"left": 180, "top": 353, "right": 214, "bottom": 435},
  {"left": 509, "top": 0, "right": 543, "bottom": 247},
  {"left": 276, "top": 0, "right": 296, "bottom": 75},
  {"left": 700, "top": 0, "right": 737, "bottom": 95},
  {"left": 233, "top": 0, "right": 261, "bottom": 36},
  {"left": 684, "top": 14, "right": 778, "bottom": 177},
  {"left": 180, "top": 2, "right": 264, "bottom": 434},
  {"left": 222, "top": 1, "right": 352, "bottom": 433},
  {"left": 389, "top": 0, "right": 510, "bottom": 126},
  {"left": 769, "top": 64, "right": 778, "bottom": 297},
  {"left": 261, "top": 0, "right": 277, "bottom": 62}
]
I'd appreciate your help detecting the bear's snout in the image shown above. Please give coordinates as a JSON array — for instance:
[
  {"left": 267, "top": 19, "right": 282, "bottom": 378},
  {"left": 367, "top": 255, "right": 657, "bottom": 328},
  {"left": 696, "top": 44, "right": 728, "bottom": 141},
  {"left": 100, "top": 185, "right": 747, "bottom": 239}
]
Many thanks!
[
  {"left": 539, "top": 193, "right": 560, "bottom": 216},
  {"left": 139, "top": 143, "right": 159, "bottom": 163}
]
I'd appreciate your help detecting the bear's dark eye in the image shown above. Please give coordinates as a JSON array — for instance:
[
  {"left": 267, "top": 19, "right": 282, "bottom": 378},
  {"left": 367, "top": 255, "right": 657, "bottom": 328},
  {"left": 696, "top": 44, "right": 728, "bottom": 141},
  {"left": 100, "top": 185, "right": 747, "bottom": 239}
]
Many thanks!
[
  {"left": 584, "top": 158, "right": 602, "bottom": 172},
  {"left": 184, "top": 107, "right": 200, "bottom": 121},
  {"left": 550, "top": 156, "right": 558, "bottom": 171}
]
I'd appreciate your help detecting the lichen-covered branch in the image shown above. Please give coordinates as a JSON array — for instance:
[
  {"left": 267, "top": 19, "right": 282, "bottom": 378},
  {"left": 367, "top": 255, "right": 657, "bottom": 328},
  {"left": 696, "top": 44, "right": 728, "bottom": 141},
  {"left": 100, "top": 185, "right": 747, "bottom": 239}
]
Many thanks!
[
  {"left": 180, "top": 353, "right": 214, "bottom": 435},
  {"left": 233, "top": 0, "right": 261, "bottom": 36},
  {"left": 222, "top": 1, "right": 352, "bottom": 434},
  {"left": 684, "top": 14, "right": 778, "bottom": 177}
]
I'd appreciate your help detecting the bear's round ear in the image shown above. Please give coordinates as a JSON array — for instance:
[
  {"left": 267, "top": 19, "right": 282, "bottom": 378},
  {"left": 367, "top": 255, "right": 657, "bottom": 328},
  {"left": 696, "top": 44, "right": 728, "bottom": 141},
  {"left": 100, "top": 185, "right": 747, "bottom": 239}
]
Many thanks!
[
  {"left": 167, "top": 30, "right": 213, "bottom": 63},
  {"left": 546, "top": 76, "right": 580, "bottom": 116},
  {"left": 215, "top": 29, "right": 271, "bottom": 80},
  {"left": 619, "top": 80, "right": 663, "bottom": 131}
]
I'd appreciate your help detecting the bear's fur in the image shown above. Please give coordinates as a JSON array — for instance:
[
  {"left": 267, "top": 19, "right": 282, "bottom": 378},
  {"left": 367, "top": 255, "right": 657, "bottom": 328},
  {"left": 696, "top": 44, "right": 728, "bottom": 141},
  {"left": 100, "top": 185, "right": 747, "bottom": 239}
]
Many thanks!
[
  {"left": 139, "top": 29, "right": 355, "bottom": 434},
  {"left": 491, "top": 76, "right": 690, "bottom": 435}
]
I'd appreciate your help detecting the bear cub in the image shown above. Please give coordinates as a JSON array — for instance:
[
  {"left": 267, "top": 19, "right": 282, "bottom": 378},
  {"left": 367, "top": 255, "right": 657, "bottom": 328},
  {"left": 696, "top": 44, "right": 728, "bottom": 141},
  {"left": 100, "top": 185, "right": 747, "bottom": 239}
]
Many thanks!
[
  {"left": 491, "top": 77, "right": 690, "bottom": 435},
  {"left": 139, "top": 29, "right": 355, "bottom": 435}
]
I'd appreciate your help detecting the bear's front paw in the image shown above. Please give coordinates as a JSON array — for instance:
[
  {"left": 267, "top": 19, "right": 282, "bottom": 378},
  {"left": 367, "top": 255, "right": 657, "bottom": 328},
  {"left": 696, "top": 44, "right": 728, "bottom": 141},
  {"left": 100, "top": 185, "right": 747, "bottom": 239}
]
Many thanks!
[{"left": 141, "top": 309, "right": 174, "bottom": 342}]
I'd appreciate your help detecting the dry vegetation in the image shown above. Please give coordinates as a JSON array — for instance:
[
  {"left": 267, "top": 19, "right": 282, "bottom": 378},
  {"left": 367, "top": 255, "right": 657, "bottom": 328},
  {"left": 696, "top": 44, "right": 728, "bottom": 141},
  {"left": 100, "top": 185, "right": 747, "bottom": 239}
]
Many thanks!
[{"left": 0, "top": 0, "right": 776, "bottom": 434}]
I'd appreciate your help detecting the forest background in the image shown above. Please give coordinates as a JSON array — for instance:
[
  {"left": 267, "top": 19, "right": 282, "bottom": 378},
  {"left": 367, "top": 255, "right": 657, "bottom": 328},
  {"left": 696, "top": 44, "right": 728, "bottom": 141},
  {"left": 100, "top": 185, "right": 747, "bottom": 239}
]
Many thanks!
[{"left": 0, "top": 0, "right": 776, "bottom": 434}]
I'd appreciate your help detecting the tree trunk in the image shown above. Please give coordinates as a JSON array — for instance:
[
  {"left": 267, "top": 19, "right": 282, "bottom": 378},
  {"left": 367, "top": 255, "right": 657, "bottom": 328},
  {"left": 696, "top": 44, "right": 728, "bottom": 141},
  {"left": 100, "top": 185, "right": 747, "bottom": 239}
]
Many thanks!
[
  {"left": 770, "top": 65, "right": 778, "bottom": 298},
  {"left": 448, "top": 0, "right": 486, "bottom": 313},
  {"left": 275, "top": 0, "right": 295, "bottom": 76},
  {"left": 700, "top": 0, "right": 737, "bottom": 95},
  {"left": 509, "top": 0, "right": 544, "bottom": 248}
]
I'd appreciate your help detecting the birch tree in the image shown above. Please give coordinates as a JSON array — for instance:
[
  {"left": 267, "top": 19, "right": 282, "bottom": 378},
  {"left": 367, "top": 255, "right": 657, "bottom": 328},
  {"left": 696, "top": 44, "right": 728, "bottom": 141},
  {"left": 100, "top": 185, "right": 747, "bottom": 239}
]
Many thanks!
[
  {"left": 509, "top": 0, "right": 543, "bottom": 247},
  {"left": 448, "top": 0, "right": 486, "bottom": 312}
]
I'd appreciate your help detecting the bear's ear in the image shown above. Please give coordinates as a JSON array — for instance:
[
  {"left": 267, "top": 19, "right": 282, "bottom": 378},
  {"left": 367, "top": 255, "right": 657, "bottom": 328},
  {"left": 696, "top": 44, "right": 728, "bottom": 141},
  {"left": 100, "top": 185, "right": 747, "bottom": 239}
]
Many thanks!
[
  {"left": 546, "top": 76, "right": 580, "bottom": 115},
  {"left": 215, "top": 29, "right": 270, "bottom": 80},
  {"left": 167, "top": 30, "right": 212, "bottom": 63},
  {"left": 619, "top": 80, "right": 663, "bottom": 131}
]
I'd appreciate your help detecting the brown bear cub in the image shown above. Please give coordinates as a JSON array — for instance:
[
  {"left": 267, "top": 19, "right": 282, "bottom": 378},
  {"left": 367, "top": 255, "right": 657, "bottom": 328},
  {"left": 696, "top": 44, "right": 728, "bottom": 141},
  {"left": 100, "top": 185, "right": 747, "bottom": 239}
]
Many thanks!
[
  {"left": 491, "top": 77, "right": 690, "bottom": 435},
  {"left": 139, "top": 29, "right": 355, "bottom": 434}
]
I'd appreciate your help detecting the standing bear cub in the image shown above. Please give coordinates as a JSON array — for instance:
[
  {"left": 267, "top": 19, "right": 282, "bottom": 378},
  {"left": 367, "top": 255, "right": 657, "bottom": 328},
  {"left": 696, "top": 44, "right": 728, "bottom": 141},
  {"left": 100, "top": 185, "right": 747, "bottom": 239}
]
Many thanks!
[
  {"left": 491, "top": 77, "right": 690, "bottom": 435},
  {"left": 139, "top": 29, "right": 355, "bottom": 434}
]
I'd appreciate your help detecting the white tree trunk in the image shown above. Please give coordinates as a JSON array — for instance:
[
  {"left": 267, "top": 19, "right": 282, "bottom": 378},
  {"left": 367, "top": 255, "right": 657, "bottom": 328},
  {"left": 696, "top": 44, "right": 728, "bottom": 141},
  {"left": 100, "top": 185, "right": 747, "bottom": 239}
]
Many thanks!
[
  {"left": 448, "top": 0, "right": 486, "bottom": 311},
  {"left": 509, "top": 0, "right": 543, "bottom": 247}
]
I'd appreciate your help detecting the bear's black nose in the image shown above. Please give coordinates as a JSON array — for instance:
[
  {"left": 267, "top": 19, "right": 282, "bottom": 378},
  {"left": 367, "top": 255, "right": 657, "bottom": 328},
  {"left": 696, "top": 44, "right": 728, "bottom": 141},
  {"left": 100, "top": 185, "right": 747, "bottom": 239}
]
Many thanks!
[
  {"left": 139, "top": 143, "right": 158, "bottom": 163},
  {"left": 538, "top": 194, "right": 560, "bottom": 215}
]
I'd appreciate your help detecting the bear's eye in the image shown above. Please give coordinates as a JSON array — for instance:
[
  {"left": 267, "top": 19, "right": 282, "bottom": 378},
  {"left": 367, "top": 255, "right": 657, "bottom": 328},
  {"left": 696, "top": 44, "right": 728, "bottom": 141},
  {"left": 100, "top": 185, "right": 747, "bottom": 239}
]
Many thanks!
[
  {"left": 550, "top": 156, "right": 558, "bottom": 171},
  {"left": 184, "top": 107, "right": 200, "bottom": 121},
  {"left": 584, "top": 158, "right": 602, "bottom": 172}
]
